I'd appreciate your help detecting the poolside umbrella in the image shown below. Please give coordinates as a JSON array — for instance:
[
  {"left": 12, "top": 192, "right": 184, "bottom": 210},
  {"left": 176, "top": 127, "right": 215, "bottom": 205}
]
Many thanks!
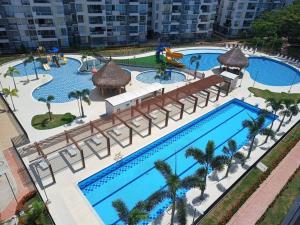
[
  {"left": 218, "top": 47, "right": 249, "bottom": 69},
  {"left": 92, "top": 61, "right": 131, "bottom": 96},
  {"left": 51, "top": 47, "right": 59, "bottom": 53}
]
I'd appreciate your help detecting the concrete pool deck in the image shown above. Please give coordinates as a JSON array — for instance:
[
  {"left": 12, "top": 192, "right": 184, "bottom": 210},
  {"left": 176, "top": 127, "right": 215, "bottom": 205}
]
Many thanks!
[{"left": 1, "top": 46, "right": 300, "bottom": 225}]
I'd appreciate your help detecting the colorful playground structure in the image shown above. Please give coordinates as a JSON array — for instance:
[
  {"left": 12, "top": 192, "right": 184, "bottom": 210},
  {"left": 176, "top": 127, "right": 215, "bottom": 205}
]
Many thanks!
[
  {"left": 40, "top": 47, "right": 68, "bottom": 71},
  {"left": 156, "top": 45, "right": 185, "bottom": 68}
]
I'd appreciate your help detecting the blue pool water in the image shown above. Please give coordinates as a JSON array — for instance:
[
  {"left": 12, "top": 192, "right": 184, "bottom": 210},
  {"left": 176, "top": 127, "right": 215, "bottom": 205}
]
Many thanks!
[
  {"left": 136, "top": 70, "right": 186, "bottom": 84},
  {"left": 14, "top": 58, "right": 94, "bottom": 103},
  {"left": 248, "top": 57, "right": 300, "bottom": 86},
  {"left": 78, "top": 99, "right": 275, "bottom": 225},
  {"left": 181, "top": 53, "right": 221, "bottom": 71},
  {"left": 180, "top": 52, "right": 300, "bottom": 86}
]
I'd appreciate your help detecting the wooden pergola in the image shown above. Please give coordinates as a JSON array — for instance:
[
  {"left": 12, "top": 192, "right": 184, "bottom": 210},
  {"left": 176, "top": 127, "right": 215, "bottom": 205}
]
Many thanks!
[{"left": 92, "top": 60, "right": 131, "bottom": 96}]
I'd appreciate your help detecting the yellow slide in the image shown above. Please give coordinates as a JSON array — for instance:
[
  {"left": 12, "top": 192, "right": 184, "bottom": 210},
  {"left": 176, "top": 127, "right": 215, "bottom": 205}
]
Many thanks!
[
  {"left": 61, "top": 57, "right": 68, "bottom": 65},
  {"left": 165, "top": 48, "right": 184, "bottom": 68}
]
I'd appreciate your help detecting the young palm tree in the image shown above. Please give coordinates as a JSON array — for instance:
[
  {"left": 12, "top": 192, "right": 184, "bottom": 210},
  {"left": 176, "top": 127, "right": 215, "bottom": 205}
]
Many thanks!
[
  {"left": 68, "top": 89, "right": 91, "bottom": 118},
  {"left": 147, "top": 160, "right": 194, "bottom": 225},
  {"left": 242, "top": 115, "right": 266, "bottom": 158},
  {"left": 155, "top": 62, "right": 167, "bottom": 80},
  {"left": 276, "top": 99, "right": 294, "bottom": 132},
  {"left": 4, "top": 67, "right": 20, "bottom": 90},
  {"left": 26, "top": 54, "right": 39, "bottom": 80},
  {"left": 2, "top": 87, "right": 18, "bottom": 111},
  {"left": 38, "top": 95, "right": 55, "bottom": 120},
  {"left": 194, "top": 61, "right": 200, "bottom": 79},
  {"left": 222, "top": 139, "right": 245, "bottom": 178},
  {"left": 112, "top": 199, "right": 148, "bottom": 225},
  {"left": 23, "top": 59, "right": 30, "bottom": 82},
  {"left": 68, "top": 91, "right": 81, "bottom": 117},
  {"left": 185, "top": 141, "right": 225, "bottom": 183},
  {"left": 288, "top": 104, "right": 299, "bottom": 122}
]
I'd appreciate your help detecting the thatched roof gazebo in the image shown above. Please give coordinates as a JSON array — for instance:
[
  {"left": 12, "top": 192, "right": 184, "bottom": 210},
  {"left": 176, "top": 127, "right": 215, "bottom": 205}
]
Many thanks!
[
  {"left": 92, "top": 60, "right": 131, "bottom": 96},
  {"left": 218, "top": 47, "right": 249, "bottom": 70}
]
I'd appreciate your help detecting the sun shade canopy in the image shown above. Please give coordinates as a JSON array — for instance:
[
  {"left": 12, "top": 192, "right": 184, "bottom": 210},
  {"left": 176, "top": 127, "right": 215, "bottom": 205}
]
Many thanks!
[{"left": 218, "top": 47, "right": 249, "bottom": 68}]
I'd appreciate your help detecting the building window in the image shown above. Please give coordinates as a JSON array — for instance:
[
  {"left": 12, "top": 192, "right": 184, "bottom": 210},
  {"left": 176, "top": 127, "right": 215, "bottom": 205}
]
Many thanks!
[{"left": 78, "top": 15, "right": 84, "bottom": 23}]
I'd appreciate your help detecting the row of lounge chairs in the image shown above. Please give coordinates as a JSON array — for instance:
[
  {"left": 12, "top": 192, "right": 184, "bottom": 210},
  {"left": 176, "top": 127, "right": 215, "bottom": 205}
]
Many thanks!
[
  {"left": 275, "top": 54, "right": 300, "bottom": 66},
  {"left": 225, "top": 43, "right": 257, "bottom": 53}
]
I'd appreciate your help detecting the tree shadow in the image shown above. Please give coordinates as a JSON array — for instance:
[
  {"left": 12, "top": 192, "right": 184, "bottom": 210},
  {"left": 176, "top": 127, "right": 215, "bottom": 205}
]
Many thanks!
[
  {"left": 192, "top": 193, "right": 209, "bottom": 206},
  {"left": 216, "top": 183, "right": 226, "bottom": 193},
  {"left": 89, "top": 88, "right": 107, "bottom": 102},
  {"left": 208, "top": 171, "right": 219, "bottom": 182}
]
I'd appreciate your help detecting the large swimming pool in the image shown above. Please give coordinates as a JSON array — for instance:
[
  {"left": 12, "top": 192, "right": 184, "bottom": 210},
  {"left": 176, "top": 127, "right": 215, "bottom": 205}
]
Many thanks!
[
  {"left": 179, "top": 49, "right": 300, "bottom": 86},
  {"left": 14, "top": 58, "right": 94, "bottom": 103},
  {"left": 78, "top": 99, "right": 275, "bottom": 225}
]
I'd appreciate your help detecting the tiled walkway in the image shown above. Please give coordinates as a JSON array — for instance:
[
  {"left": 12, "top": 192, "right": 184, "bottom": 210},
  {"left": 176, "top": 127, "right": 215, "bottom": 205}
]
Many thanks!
[
  {"left": 0, "top": 148, "right": 34, "bottom": 221},
  {"left": 227, "top": 141, "right": 300, "bottom": 225}
]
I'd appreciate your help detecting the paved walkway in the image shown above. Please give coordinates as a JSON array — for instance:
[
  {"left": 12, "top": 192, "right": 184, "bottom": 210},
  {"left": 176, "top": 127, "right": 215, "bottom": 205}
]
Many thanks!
[{"left": 227, "top": 141, "right": 300, "bottom": 225}]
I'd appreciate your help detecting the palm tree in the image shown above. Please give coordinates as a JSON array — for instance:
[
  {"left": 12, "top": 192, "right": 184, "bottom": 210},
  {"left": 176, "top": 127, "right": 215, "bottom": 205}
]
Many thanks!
[
  {"left": 243, "top": 115, "right": 266, "bottom": 158},
  {"left": 155, "top": 62, "right": 167, "bottom": 80},
  {"left": 38, "top": 95, "right": 55, "bottom": 121},
  {"left": 276, "top": 99, "right": 294, "bottom": 132},
  {"left": 147, "top": 160, "right": 194, "bottom": 225},
  {"left": 2, "top": 87, "right": 18, "bottom": 111},
  {"left": 112, "top": 199, "right": 148, "bottom": 225},
  {"left": 185, "top": 141, "right": 225, "bottom": 183},
  {"left": 288, "top": 104, "right": 299, "bottom": 122},
  {"left": 189, "top": 54, "right": 201, "bottom": 70},
  {"left": 194, "top": 61, "right": 200, "bottom": 79},
  {"left": 222, "top": 139, "right": 245, "bottom": 178},
  {"left": 81, "top": 52, "right": 89, "bottom": 70},
  {"left": 4, "top": 67, "right": 20, "bottom": 90},
  {"left": 68, "top": 89, "right": 90, "bottom": 118},
  {"left": 26, "top": 54, "right": 39, "bottom": 80},
  {"left": 23, "top": 59, "right": 30, "bottom": 82},
  {"left": 264, "top": 98, "right": 283, "bottom": 143}
]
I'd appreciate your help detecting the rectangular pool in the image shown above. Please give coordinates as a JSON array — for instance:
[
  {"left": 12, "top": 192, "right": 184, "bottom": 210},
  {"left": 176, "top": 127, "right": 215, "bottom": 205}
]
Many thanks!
[{"left": 78, "top": 99, "right": 275, "bottom": 225}]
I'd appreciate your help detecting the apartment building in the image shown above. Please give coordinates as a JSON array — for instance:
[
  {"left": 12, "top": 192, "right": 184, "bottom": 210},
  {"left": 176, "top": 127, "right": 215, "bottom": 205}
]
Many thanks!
[
  {"left": 151, "top": 0, "right": 218, "bottom": 42},
  {"left": 216, "top": 0, "right": 294, "bottom": 37}
]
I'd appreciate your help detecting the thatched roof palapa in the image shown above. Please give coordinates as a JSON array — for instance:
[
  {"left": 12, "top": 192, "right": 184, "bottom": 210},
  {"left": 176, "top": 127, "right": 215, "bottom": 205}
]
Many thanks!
[
  {"left": 92, "top": 61, "right": 131, "bottom": 88},
  {"left": 218, "top": 47, "right": 249, "bottom": 68}
]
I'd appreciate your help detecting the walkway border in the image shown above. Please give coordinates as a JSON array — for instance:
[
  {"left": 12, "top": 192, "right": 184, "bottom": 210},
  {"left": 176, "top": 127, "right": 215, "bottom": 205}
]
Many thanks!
[{"left": 193, "top": 119, "right": 300, "bottom": 225}]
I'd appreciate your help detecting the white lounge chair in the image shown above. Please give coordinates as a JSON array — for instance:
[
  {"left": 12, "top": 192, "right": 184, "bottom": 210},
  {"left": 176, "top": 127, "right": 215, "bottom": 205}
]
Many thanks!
[
  {"left": 225, "top": 43, "right": 229, "bottom": 49},
  {"left": 248, "top": 47, "right": 253, "bottom": 52},
  {"left": 67, "top": 144, "right": 77, "bottom": 157},
  {"left": 244, "top": 46, "right": 248, "bottom": 51},
  {"left": 91, "top": 134, "right": 102, "bottom": 145},
  {"left": 132, "top": 116, "right": 143, "bottom": 127},
  {"left": 38, "top": 159, "right": 49, "bottom": 170},
  {"left": 149, "top": 110, "right": 159, "bottom": 119}
]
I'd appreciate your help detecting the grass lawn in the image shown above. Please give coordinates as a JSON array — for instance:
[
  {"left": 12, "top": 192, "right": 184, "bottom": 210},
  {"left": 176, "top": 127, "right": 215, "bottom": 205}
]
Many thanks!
[
  {"left": 31, "top": 113, "right": 76, "bottom": 130},
  {"left": 0, "top": 55, "right": 26, "bottom": 65},
  {"left": 257, "top": 169, "right": 300, "bottom": 225},
  {"left": 114, "top": 55, "right": 166, "bottom": 68},
  {"left": 249, "top": 87, "right": 300, "bottom": 102},
  {"left": 199, "top": 122, "right": 300, "bottom": 225}
]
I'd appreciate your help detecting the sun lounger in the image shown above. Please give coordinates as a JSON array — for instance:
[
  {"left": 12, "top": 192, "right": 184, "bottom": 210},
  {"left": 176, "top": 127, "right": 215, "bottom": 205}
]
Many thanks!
[
  {"left": 91, "top": 134, "right": 102, "bottom": 145},
  {"left": 165, "top": 104, "right": 173, "bottom": 111},
  {"left": 132, "top": 116, "right": 143, "bottom": 127},
  {"left": 149, "top": 110, "right": 159, "bottom": 119},
  {"left": 67, "top": 144, "right": 77, "bottom": 157},
  {"left": 113, "top": 124, "right": 125, "bottom": 136},
  {"left": 38, "top": 159, "right": 49, "bottom": 170},
  {"left": 114, "top": 152, "right": 123, "bottom": 161}
]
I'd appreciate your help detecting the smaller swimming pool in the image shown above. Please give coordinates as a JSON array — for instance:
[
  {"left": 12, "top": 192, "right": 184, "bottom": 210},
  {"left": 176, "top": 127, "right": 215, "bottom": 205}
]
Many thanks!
[{"left": 136, "top": 70, "right": 185, "bottom": 84}]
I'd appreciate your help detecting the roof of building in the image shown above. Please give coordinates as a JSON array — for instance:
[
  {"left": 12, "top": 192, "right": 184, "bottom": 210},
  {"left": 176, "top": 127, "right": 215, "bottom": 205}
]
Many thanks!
[
  {"left": 92, "top": 61, "right": 131, "bottom": 88},
  {"left": 105, "top": 83, "right": 164, "bottom": 106},
  {"left": 218, "top": 47, "right": 249, "bottom": 68}
]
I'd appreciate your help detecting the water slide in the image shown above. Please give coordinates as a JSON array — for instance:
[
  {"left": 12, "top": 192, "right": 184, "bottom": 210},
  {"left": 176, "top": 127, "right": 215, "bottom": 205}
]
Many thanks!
[{"left": 165, "top": 48, "right": 185, "bottom": 68}]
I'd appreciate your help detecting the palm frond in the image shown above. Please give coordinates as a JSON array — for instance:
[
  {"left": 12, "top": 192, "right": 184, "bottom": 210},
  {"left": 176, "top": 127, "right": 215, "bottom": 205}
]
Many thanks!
[
  {"left": 145, "top": 190, "right": 169, "bottom": 211},
  {"left": 234, "top": 152, "right": 246, "bottom": 164},
  {"left": 82, "top": 96, "right": 91, "bottom": 105},
  {"left": 185, "top": 147, "right": 205, "bottom": 163},
  {"left": 38, "top": 97, "right": 46, "bottom": 102},
  {"left": 47, "top": 95, "right": 55, "bottom": 102},
  {"left": 154, "top": 160, "right": 173, "bottom": 179},
  {"left": 112, "top": 199, "right": 129, "bottom": 224},
  {"left": 205, "top": 141, "right": 215, "bottom": 159}
]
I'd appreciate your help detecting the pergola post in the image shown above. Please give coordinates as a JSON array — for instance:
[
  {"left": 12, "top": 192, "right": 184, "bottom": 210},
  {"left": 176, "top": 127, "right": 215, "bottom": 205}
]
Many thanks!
[
  {"left": 90, "top": 121, "right": 94, "bottom": 133},
  {"left": 65, "top": 131, "right": 69, "bottom": 143},
  {"left": 165, "top": 111, "right": 169, "bottom": 127},
  {"left": 225, "top": 81, "right": 231, "bottom": 96},
  {"left": 129, "top": 127, "right": 133, "bottom": 145},
  {"left": 193, "top": 95, "right": 198, "bottom": 112},
  {"left": 48, "top": 162, "right": 56, "bottom": 184},
  {"left": 203, "top": 90, "right": 210, "bottom": 106},
  {"left": 216, "top": 85, "right": 221, "bottom": 101},
  {"left": 179, "top": 103, "right": 184, "bottom": 119}
]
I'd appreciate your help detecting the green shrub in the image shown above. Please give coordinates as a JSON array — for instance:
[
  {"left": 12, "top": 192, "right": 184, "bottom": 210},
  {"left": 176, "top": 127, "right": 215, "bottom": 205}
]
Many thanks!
[{"left": 61, "top": 113, "right": 76, "bottom": 123}]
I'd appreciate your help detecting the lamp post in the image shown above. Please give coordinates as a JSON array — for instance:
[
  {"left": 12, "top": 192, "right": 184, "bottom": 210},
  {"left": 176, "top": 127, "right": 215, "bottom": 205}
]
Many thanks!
[
  {"left": 249, "top": 71, "right": 259, "bottom": 97},
  {"left": 288, "top": 73, "right": 297, "bottom": 93}
]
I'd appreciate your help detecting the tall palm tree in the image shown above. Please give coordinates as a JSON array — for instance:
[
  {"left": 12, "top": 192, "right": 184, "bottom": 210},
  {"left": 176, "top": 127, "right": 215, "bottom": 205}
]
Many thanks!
[
  {"left": 4, "top": 67, "right": 20, "bottom": 90},
  {"left": 155, "top": 62, "right": 167, "bottom": 80},
  {"left": 26, "top": 54, "right": 39, "bottom": 80},
  {"left": 23, "top": 59, "right": 30, "bottom": 82},
  {"left": 2, "top": 87, "right": 18, "bottom": 111},
  {"left": 147, "top": 160, "right": 194, "bottom": 225},
  {"left": 68, "top": 91, "right": 81, "bottom": 117},
  {"left": 185, "top": 141, "right": 225, "bottom": 183},
  {"left": 288, "top": 104, "right": 299, "bottom": 122},
  {"left": 242, "top": 115, "right": 266, "bottom": 158},
  {"left": 38, "top": 95, "right": 55, "bottom": 120},
  {"left": 222, "top": 139, "right": 245, "bottom": 178},
  {"left": 194, "top": 61, "right": 200, "bottom": 79},
  {"left": 264, "top": 98, "right": 283, "bottom": 143},
  {"left": 112, "top": 199, "right": 148, "bottom": 225},
  {"left": 276, "top": 99, "right": 294, "bottom": 132},
  {"left": 68, "top": 89, "right": 90, "bottom": 118}
]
